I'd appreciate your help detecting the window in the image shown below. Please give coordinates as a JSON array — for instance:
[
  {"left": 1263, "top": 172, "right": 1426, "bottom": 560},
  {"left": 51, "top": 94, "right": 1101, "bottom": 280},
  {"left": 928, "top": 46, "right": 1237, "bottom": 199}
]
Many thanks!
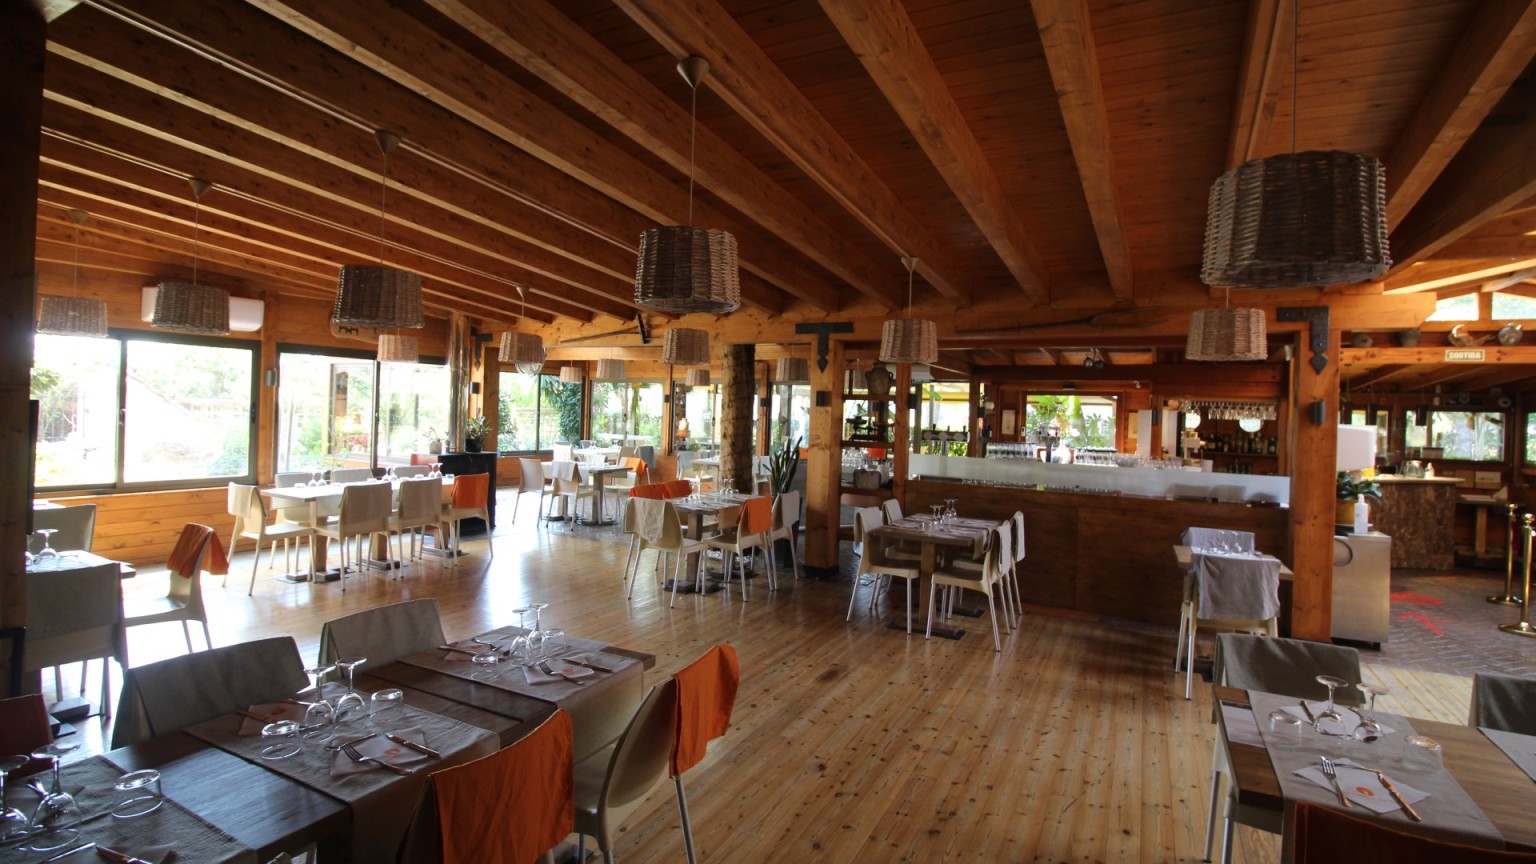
[
  {"left": 1492, "top": 293, "right": 1536, "bottom": 319},
  {"left": 679, "top": 384, "right": 716, "bottom": 450},
  {"left": 589, "top": 381, "right": 663, "bottom": 447},
  {"left": 1025, "top": 394, "right": 1117, "bottom": 449},
  {"left": 1407, "top": 410, "right": 1504, "bottom": 461},
  {"left": 275, "top": 349, "right": 449, "bottom": 472},
  {"left": 1427, "top": 293, "right": 1478, "bottom": 321},
  {"left": 33, "top": 333, "right": 256, "bottom": 489},
  {"left": 378, "top": 361, "right": 449, "bottom": 464},
  {"left": 496, "top": 372, "right": 580, "bottom": 451},
  {"left": 770, "top": 384, "right": 810, "bottom": 447}
]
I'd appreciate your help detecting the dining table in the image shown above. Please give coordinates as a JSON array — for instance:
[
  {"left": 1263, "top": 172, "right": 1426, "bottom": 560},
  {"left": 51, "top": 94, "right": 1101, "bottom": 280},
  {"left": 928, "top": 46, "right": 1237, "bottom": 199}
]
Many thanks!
[
  {"left": 866, "top": 514, "right": 1002, "bottom": 637},
  {"left": 669, "top": 492, "right": 764, "bottom": 593},
  {"left": 262, "top": 478, "right": 444, "bottom": 581},
  {"left": 1212, "top": 685, "right": 1536, "bottom": 859},
  {"left": 579, "top": 464, "right": 633, "bottom": 527}
]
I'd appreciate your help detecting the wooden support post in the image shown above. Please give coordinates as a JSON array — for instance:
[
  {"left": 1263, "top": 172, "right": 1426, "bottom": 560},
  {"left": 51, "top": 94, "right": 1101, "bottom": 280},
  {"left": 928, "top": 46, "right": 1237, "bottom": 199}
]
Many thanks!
[
  {"left": 805, "top": 340, "right": 845, "bottom": 572},
  {"left": 755, "top": 360, "right": 772, "bottom": 457},
  {"left": 1288, "top": 329, "right": 1341, "bottom": 640},
  {"left": 0, "top": 2, "right": 45, "bottom": 694},
  {"left": 661, "top": 366, "right": 676, "bottom": 458},
  {"left": 893, "top": 363, "right": 912, "bottom": 505},
  {"left": 257, "top": 290, "right": 281, "bottom": 483},
  {"left": 720, "top": 343, "right": 755, "bottom": 493}
]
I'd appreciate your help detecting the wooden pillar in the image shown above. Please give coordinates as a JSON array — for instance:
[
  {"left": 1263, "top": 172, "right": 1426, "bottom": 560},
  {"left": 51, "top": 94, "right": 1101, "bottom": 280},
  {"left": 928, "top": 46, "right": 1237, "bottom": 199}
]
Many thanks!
[
  {"left": 1289, "top": 329, "right": 1341, "bottom": 640},
  {"left": 661, "top": 366, "right": 676, "bottom": 457},
  {"left": 0, "top": 2, "right": 45, "bottom": 693},
  {"left": 256, "top": 290, "right": 281, "bottom": 483},
  {"left": 967, "top": 377, "right": 982, "bottom": 456},
  {"left": 892, "top": 363, "right": 912, "bottom": 504},
  {"left": 805, "top": 340, "right": 845, "bottom": 571},
  {"left": 720, "top": 343, "right": 754, "bottom": 492},
  {"left": 755, "top": 360, "right": 772, "bottom": 456},
  {"left": 481, "top": 342, "right": 500, "bottom": 446}
]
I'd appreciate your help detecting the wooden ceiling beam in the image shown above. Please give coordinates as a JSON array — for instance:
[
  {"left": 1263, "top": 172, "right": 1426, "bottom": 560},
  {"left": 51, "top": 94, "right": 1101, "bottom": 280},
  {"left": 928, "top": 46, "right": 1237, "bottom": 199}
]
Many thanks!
[
  {"left": 819, "top": 0, "right": 1050, "bottom": 305},
  {"left": 1389, "top": 110, "right": 1536, "bottom": 269},
  {"left": 1342, "top": 364, "right": 1411, "bottom": 391},
  {"left": 1481, "top": 267, "right": 1536, "bottom": 293},
  {"left": 1225, "top": 0, "right": 1292, "bottom": 169},
  {"left": 607, "top": 0, "right": 969, "bottom": 304},
  {"left": 1444, "top": 364, "right": 1536, "bottom": 394},
  {"left": 1384, "top": 0, "right": 1536, "bottom": 226},
  {"left": 1030, "top": 0, "right": 1133, "bottom": 303},
  {"left": 238, "top": 0, "right": 829, "bottom": 312},
  {"left": 433, "top": 0, "right": 901, "bottom": 310},
  {"left": 1384, "top": 258, "right": 1536, "bottom": 295}
]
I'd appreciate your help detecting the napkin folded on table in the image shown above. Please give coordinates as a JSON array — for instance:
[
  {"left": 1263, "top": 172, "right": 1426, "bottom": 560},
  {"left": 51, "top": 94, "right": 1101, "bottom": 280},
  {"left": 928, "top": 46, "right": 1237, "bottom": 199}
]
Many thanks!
[
  {"left": 237, "top": 702, "right": 304, "bottom": 736},
  {"left": 1292, "top": 758, "right": 1429, "bottom": 815},
  {"left": 330, "top": 727, "right": 431, "bottom": 777},
  {"left": 55, "top": 844, "right": 173, "bottom": 863},
  {"left": 562, "top": 652, "right": 623, "bottom": 673},
  {"left": 522, "top": 662, "right": 591, "bottom": 684}
]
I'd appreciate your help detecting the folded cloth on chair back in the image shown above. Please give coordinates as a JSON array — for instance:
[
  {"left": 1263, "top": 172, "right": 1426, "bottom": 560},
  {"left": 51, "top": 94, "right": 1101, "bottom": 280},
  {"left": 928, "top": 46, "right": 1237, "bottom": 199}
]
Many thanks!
[
  {"left": 630, "top": 483, "right": 668, "bottom": 500},
  {"left": 1192, "top": 552, "right": 1279, "bottom": 621},
  {"left": 631, "top": 498, "right": 668, "bottom": 544},
  {"left": 318, "top": 599, "right": 447, "bottom": 670},
  {"left": 112, "top": 636, "right": 307, "bottom": 748},
  {"left": 167, "top": 523, "right": 229, "bottom": 577},
  {"left": 1470, "top": 672, "right": 1536, "bottom": 734},
  {"left": 671, "top": 644, "right": 740, "bottom": 776},
  {"left": 1214, "top": 633, "right": 1363, "bottom": 706},
  {"left": 664, "top": 479, "right": 693, "bottom": 499}
]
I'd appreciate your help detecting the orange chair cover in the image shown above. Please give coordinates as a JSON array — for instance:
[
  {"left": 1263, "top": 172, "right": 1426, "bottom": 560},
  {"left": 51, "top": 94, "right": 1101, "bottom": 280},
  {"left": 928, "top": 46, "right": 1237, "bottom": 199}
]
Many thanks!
[
  {"left": 630, "top": 483, "right": 668, "bottom": 500},
  {"left": 433, "top": 710, "right": 574, "bottom": 864},
  {"left": 624, "top": 456, "right": 649, "bottom": 485},
  {"left": 0, "top": 694, "right": 53, "bottom": 776},
  {"left": 167, "top": 523, "right": 228, "bottom": 578},
  {"left": 740, "top": 497, "right": 772, "bottom": 536},
  {"left": 664, "top": 480, "right": 693, "bottom": 499},
  {"left": 671, "top": 644, "right": 740, "bottom": 776},
  {"left": 452, "top": 473, "right": 489, "bottom": 509},
  {"left": 1292, "top": 801, "right": 1531, "bottom": 863}
]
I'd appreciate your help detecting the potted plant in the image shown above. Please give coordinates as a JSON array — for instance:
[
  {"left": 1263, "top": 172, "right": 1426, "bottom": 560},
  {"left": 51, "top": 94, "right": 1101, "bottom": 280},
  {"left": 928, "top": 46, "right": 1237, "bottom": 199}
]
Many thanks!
[
  {"left": 463, "top": 416, "right": 490, "bottom": 453},
  {"left": 1336, "top": 471, "right": 1382, "bottom": 524}
]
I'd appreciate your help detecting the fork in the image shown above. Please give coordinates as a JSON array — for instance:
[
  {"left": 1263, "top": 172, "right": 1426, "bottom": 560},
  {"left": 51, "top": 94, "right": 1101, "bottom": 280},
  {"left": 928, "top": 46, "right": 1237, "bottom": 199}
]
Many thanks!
[
  {"left": 342, "top": 741, "right": 412, "bottom": 775},
  {"left": 539, "top": 660, "right": 585, "bottom": 686},
  {"left": 1319, "top": 756, "right": 1351, "bottom": 808}
]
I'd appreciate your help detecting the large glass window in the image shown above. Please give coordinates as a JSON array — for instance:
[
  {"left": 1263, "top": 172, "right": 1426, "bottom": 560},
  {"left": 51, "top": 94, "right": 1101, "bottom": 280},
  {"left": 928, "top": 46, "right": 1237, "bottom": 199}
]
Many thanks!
[
  {"left": 1406, "top": 409, "right": 1504, "bottom": 461},
  {"left": 496, "top": 372, "right": 579, "bottom": 451},
  {"left": 589, "top": 381, "right": 663, "bottom": 448},
  {"left": 770, "top": 384, "right": 810, "bottom": 447},
  {"left": 678, "top": 384, "right": 717, "bottom": 450},
  {"left": 379, "top": 362, "right": 449, "bottom": 465},
  {"left": 276, "top": 352, "right": 375, "bottom": 473},
  {"left": 1492, "top": 293, "right": 1536, "bottom": 319},
  {"left": 1427, "top": 293, "right": 1479, "bottom": 321},
  {"left": 33, "top": 332, "right": 255, "bottom": 489},
  {"left": 1025, "top": 394, "right": 1116, "bottom": 449}
]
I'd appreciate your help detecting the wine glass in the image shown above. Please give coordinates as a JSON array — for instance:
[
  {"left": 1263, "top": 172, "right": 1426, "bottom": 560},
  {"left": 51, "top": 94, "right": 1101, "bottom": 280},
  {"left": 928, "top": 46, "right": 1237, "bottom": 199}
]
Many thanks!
[
  {"left": 32, "top": 530, "right": 59, "bottom": 570},
  {"left": 332, "top": 657, "right": 367, "bottom": 725},
  {"left": 1352, "top": 683, "right": 1386, "bottom": 743},
  {"left": 526, "top": 603, "right": 550, "bottom": 661},
  {"left": 301, "top": 664, "right": 337, "bottom": 743},
  {"left": 1312, "top": 675, "right": 1348, "bottom": 737},
  {"left": 0, "top": 754, "right": 30, "bottom": 842},
  {"left": 507, "top": 607, "right": 532, "bottom": 663},
  {"left": 930, "top": 505, "right": 943, "bottom": 524},
  {"left": 944, "top": 499, "right": 957, "bottom": 523},
  {"left": 26, "top": 741, "right": 81, "bottom": 852}
]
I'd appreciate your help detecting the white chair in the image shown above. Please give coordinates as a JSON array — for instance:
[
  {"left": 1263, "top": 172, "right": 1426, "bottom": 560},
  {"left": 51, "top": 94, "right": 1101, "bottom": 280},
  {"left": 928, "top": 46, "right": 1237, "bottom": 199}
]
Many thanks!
[
  {"left": 1177, "top": 549, "right": 1281, "bottom": 699},
  {"left": 702, "top": 496, "right": 776, "bottom": 599},
  {"left": 927, "top": 526, "right": 1007, "bottom": 651},
  {"left": 549, "top": 462, "right": 594, "bottom": 526},
  {"left": 225, "top": 483, "right": 315, "bottom": 595},
  {"left": 389, "top": 477, "right": 445, "bottom": 566},
  {"left": 767, "top": 491, "right": 803, "bottom": 581},
  {"left": 513, "top": 458, "right": 552, "bottom": 523},
  {"left": 314, "top": 482, "right": 392, "bottom": 588},
  {"left": 574, "top": 679, "right": 678, "bottom": 864},
  {"left": 393, "top": 465, "right": 431, "bottom": 478},
  {"left": 944, "top": 518, "right": 1017, "bottom": 632},
  {"left": 26, "top": 561, "right": 125, "bottom": 719},
  {"left": 552, "top": 443, "right": 573, "bottom": 462},
  {"left": 123, "top": 522, "right": 219, "bottom": 654},
  {"left": 847, "top": 507, "right": 920, "bottom": 633},
  {"left": 330, "top": 467, "right": 374, "bottom": 483}
]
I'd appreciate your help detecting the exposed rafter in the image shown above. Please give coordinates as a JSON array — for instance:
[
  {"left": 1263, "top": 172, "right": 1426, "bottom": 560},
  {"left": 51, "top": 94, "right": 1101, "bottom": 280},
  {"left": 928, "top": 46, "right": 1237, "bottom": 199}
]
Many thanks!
[{"left": 1224, "top": 0, "right": 1292, "bottom": 169}]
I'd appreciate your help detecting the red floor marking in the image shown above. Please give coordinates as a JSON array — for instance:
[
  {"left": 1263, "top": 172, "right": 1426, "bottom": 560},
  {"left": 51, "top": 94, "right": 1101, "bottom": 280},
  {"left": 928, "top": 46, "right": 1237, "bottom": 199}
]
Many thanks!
[
  {"left": 1389, "top": 592, "right": 1443, "bottom": 606},
  {"left": 1396, "top": 611, "right": 1446, "bottom": 636}
]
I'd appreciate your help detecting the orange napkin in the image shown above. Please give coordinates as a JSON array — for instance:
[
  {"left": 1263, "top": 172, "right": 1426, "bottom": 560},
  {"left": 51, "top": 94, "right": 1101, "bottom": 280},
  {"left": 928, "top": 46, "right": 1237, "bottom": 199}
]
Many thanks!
[
  {"left": 671, "top": 644, "right": 740, "bottom": 776},
  {"left": 432, "top": 710, "right": 573, "bottom": 864},
  {"left": 664, "top": 479, "right": 694, "bottom": 499},
  {"left": 166, "top": 523, "right": 229, "bottom": 577}
]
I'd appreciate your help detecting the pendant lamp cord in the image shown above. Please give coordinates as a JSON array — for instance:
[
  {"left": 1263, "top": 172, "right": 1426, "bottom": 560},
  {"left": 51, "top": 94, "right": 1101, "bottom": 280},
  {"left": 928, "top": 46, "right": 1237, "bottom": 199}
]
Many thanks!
[
  {"left": 70, "top": 214, "right": 83, "bottom": 298},
  {"left": 191, "top": 187, "right": 203, "bottom": 288},
  {"left": 686, "top": 78, "right": 698, "bottom": 228},
  {"left": 378, "top": 148, "right": 392, "bottom": 265},
  {"left": 903, "top": 256, "right": 918, "bottom": 320},
  {"left": 1290, "top": 0, "right": 1298, "bottom": 154}
]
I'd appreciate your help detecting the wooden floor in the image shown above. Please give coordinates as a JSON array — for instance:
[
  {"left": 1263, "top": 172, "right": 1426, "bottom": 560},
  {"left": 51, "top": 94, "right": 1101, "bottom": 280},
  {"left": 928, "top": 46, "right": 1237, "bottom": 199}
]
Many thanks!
[{"left": 75, "top": 505, "right": 1476, "bottom": 863}]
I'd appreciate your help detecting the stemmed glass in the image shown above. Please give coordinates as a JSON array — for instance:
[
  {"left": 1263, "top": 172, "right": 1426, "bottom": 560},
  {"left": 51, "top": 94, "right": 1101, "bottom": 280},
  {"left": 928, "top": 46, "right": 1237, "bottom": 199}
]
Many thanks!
[
  {"left": 944, "top": 499, "right": 957, "bottom": 523},
  {"left": 929, "top": 505, "right": 943, "bottom": 524},
  {"left": 26, "top": 741, "right": 81, "bottom": 852},
  {"left": 332, "top": 657, "right": 368, "bottom": 725},
  {"left": 308, "top": 470, "right": 323, "bottom": 487},
  {"left": 1353, "top": 683, "right": 1386, "bottom": 743},
  {"left": 301, "top": 664, "right": 337, "bottom": 744},
  {"left": 1312, "top": 675, "right": 1348, "bottom": 737},
  {"left": 526, "top": 603, "right": 550, "bottom": 662},
  {"left": 32, "top": 530, "right": 59, "bottom": 570},
  {"left": 506, "top": 608, "right": 532, "bottom": 663},
  {"left": 0, "top": 754, "right": 30, "bottom": 843}
]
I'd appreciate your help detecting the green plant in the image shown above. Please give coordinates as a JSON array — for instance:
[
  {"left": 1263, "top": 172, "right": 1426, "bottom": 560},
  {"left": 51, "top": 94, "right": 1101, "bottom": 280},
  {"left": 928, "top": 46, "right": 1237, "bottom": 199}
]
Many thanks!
[
  {"left": 464, "top": 415, "right": 490, "bottom": 440},
  {"left": 768, "top": 436, "right": 802, "bottom": 495},
  {"left": 1336, "top": 471, "right": 1382, "bottom": 501}
]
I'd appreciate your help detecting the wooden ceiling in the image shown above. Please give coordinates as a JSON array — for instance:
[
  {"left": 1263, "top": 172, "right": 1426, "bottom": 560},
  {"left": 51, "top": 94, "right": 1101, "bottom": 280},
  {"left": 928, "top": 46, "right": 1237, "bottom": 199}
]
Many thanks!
[{"left": 28, "top": 0, "right": 1536, "bottom": 368}]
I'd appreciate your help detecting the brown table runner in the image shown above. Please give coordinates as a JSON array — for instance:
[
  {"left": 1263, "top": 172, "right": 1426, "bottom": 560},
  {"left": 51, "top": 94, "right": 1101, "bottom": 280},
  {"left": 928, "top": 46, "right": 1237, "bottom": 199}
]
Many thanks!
[
  {"left": 1247, "top": 690, "right": 1503, "bottom": 850},
  {"left": 0, "top": 755, "right": 256, "bottom": 864},
  {"left": 186, "top": 702, "right": 496, "bottom": 863}
]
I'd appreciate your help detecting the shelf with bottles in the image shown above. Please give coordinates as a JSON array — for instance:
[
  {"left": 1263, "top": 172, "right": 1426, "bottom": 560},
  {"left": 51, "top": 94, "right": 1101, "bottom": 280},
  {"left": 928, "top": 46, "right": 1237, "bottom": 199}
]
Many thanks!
[{"left": 1194, "top": 420, "right": 1279, "bottom": 458}]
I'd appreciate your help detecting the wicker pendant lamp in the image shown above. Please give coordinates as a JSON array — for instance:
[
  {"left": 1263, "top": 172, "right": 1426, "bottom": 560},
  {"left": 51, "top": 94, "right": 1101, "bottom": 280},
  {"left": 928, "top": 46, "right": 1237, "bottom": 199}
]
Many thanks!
[
  {"left": 334, "top": 130, "right": 424, "bottom": 330},
  {"left": 559, "top": 366, "right": 584, "bottom": 385},
  {"left": 151, "top": 178, "right": 230, "bottom": 335},
  {"left": 879, "top": 257, "right": 937, "bottom": 365},
  {"left": 685, "top": 368, "right": 711, "bottom": 387},
  {"left": 1200, "top": 6, "right": 1388, "bottom": 289},
  {"left": 661, "top": 327, "right": 710, "bottom": 366},
  {"left": 377, "top": 332, "right": 419, "bottom": 363},
  {"left": 634, "top": 57, "right": 740, "bottom": 316},
  {"left": 499, "top": 288, "right": 546, "bottom": 375},
  {"left": 774, "top": 357, "right": 809, "bottom": 383},
  {"left": 595, "top": 358, "right": 627, "bottom": 380},
  {"left": 1186, "top": 290, "right": 1268, "bottom": 362},
  {"left": 37, "top": 209, "right": 109, "bottom": 338}
]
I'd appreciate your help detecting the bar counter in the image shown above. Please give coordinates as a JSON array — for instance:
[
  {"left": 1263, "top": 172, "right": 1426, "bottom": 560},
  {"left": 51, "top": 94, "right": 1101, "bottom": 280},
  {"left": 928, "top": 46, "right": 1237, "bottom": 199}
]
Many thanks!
[
  {"left": 905, "top": 476, "right": 1289, "bottom": 626},
  {"left": 1370, "top": 475, "right": 1464, "bottom": 568}
]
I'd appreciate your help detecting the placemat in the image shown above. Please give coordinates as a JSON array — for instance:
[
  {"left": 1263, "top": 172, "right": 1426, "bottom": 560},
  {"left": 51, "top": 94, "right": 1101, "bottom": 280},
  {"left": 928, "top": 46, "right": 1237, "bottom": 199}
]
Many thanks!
[
  {"left": 1248, "top": 690, "right": 1503, "bottom": 848},
  {"left": 1480, "top": 727, "right": 1536, "bottom": 784},
  {"left": 402, "top": 629, "right": 639, "bottom": 706},
  {"left": 0, "top": 755, "right": 256, "bottom": 864}
]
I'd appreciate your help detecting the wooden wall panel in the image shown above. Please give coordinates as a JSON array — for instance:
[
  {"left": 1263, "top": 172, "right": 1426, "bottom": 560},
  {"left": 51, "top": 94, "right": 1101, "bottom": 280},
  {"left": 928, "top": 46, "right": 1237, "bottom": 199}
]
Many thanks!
[{"left": 41, "top": 488, "right": 232, "bottom": 567}]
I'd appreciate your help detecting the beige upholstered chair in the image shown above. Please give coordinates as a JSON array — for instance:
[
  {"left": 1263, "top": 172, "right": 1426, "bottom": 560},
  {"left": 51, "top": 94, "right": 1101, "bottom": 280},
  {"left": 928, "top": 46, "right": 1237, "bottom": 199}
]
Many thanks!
[
  {"left": 513, "top": 458, "right": 551, "bottom": 523},
  {"left": 26, "top": 561, "right": 125, "bottom": 718},
  {"left": 314, "top": 482, "right": 392, "bottom": 588},
  {"left": 123, "top": 523, "right": 220, "bottom": 654},
  {"left": 389, "top": 476, "right": 445, "bottom": 565},
  {"left": 848, "top": 507, "right": 921, "bottom": 633},
  {"left": 316, "top": 598, "right": 446, "bottom": 671},
  {"left": 927, "top": 526, "right": 1007, "bottom": 651},
  {"left": 225, "top": 483, "right": 315, "bottom": 594},
  {"left": 1178, "top": 547, "right": 1281, "bottom": 699},
  {"left": 1469, "top": 671, "right": 1536, "bottom": 734},
  {"left": 32, "top": 504, "right": 96, "bottom": 553}
]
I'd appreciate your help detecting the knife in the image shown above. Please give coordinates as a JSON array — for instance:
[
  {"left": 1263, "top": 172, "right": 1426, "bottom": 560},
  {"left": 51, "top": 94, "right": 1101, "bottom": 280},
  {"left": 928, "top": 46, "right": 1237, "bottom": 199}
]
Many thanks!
[
  {"left": 38, "top": 843, "right": 93, "bottom": 863},
  {"left": 437, "top": 645, "right": 483, "bottom": 656},
  {"left": 386, "top": 733, "right": 441, "bottom": 758},
  {"left": 1373, "top": 771, "right": 1422, "bottom": 821},
  {"left": 1299, "top": 700, "right": 1316, "bottom": 723},
  {"left": 97, "top": 847, "right": 152, "bottom": 864}
]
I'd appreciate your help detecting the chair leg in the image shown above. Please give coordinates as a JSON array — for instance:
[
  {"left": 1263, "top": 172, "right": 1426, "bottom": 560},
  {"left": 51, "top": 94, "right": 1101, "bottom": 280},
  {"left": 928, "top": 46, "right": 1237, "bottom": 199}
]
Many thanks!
[
  {"left": 985, "top": 588, "right": 1001, "bottom": 652},
  {"left": 925, "top": 580, "right": 940, "bottom": 640},
  {"left": 181, "top": 621, "right": 194, "bottom": 654},
  {"left": 100, "top": 659, "right": 112, "bottom": 720},
  {"left": 846, "top": 569, "right": 865, "bottom": 621},
  {"left": 1185, "top": 620, "right": 1198, "bottom": 700},
  {"left": 676, "top": 776, "right": 697, "bottom": 864},
  {"left": 905, "top": 577, "right": 913, "bottom": 634}
]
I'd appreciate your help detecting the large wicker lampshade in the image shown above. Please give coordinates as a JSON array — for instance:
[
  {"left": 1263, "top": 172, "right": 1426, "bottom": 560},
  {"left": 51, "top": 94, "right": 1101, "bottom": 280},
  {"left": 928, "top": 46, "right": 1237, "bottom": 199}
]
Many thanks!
[
  {"left": 879, "top": 256, "right": 938, "bottom": 365},
  {"left": 595, "top": 358, "right": 626, "bottom": 380},
  {"left": 499, "top": 331, "right": 545, "bottom": 375},
  {"left": 1185, "top": 307, "right": 1268, "bottom": 362},
  {"left": 38, "top": 210, "right": 108, "bottom": 338},
  {"left": 774, "top": 357, "right": 809, "bottom": 383},
  {"left": 377, "top": 333, "right": 419, "bottom": 363},
  {"left": 333, "top": 130, "right": 425, "bottom": 330},
  {"left": 151, "top": 178, "right": 231, "bottom": 336},
  {"left": 559, "top": 366, "right": 584, "bottom": 384},
  {"left": 661, "top": 328, "right": 710, "bottom": 366},
  {"left": 685, "top": 368, "right": 711, "bottom": 387},
  {"left": 633, "top": 57, "right": 740, "bottom": 316}
]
